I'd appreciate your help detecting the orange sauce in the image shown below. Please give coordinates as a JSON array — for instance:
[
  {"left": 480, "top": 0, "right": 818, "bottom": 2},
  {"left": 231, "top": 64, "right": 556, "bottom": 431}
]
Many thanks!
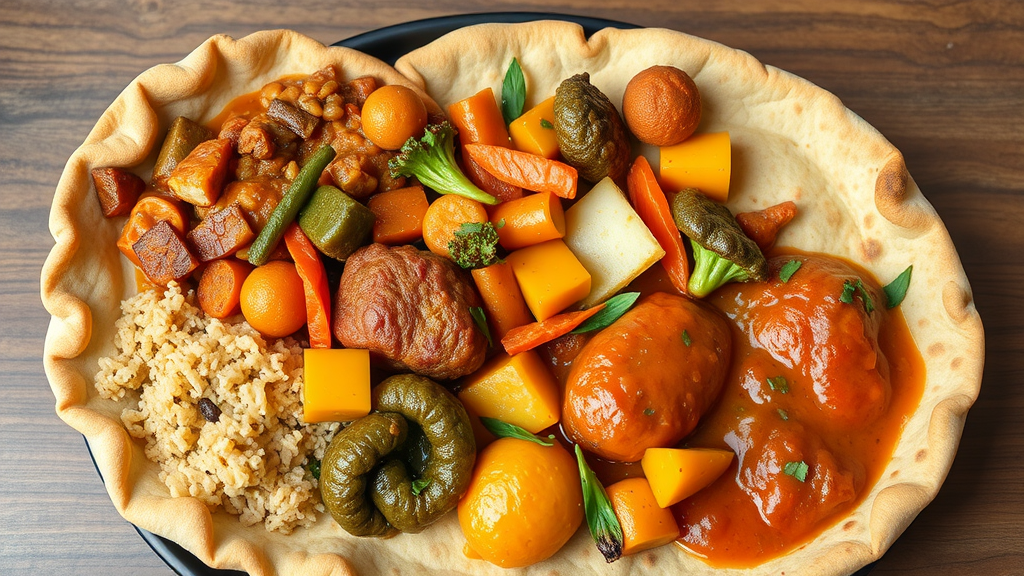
[{"left": 204, "top": 74, "right": 306, "bottom": 130}]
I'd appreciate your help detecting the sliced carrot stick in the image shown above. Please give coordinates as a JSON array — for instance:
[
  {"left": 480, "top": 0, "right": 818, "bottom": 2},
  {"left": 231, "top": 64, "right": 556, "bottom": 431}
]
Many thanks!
[
  {"left": 197, "top": 259, "right": 253, "bottom": 319},
  {"left": 501, "top": 303, "right": 605, "bottom": 356},
  {"left": 462, "top": 151, "right": 523, "bottom": 203},
  {"left": 488, "top": 191, "right": 565, "bottom": 250},
  {"left": 448, "top": 88, "right": 511, "bottom": 147},
  {"left": 283, "top": 223, "right": 332, "bottom": 348},
  {"left": 422, "top": 194, "right": 488, "bottom": 257},
  {"left": 471, "top": 262, "right": 535, "bottom": 341},
  {"left": 627, "top": 156, "right": 690, "bottom": 295},
  {"left": 367, "top": 185, "right": 429, "bottom": 245},
  {"left": 736, "top": 201, "right": 798, "bottom": 253},
  {"left": 464, "top": 143, "right": 578, "bottom": 199}
]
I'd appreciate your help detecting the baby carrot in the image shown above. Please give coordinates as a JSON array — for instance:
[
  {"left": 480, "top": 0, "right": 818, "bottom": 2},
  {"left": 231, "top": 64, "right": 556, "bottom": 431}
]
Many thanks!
[
  {"left": 488, "top": 191, "right": 566, "bottom": 250},
  {"left": 197, "top": 259, "right": 253, "bottom": 319},
  {"left": 367, "top": 185, "right": 430, "bottom": 245},
  {"left": 501, "top": 303, "right": 605, "bottom": 356},
  {"left": 422, "top": 194, "right": 489, "bottom": 257},
  {"left": 627, "top": 156, "right": 690, "bottom": 295},
  {"left": 464, "top": 143, "right": 578, "bottom": 199},
  {"left": 448, "top": 88, "right": 511, "bottom": 148},
  {"left": 471, "top": 261, "right": 535, "bottom": 341}
]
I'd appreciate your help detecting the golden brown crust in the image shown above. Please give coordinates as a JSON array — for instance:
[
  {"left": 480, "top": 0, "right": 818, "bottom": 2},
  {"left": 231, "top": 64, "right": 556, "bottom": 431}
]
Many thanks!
[{"left": 42, "top": 23, "right": 984, "bottom": 576}]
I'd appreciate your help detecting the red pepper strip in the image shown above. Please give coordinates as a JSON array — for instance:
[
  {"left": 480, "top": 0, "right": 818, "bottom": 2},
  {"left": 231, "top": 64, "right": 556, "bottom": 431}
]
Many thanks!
[
  {"left": 284, "top": 223, "right": 332, "bottom": 348},
  {"left": 501, "top": 303, "right": 606, "bottom": 356}
]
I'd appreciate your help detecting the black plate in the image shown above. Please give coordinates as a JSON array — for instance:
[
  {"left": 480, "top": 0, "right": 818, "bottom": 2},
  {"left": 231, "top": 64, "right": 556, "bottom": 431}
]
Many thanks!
[{"left": 88, "top": 12, "right": 876, "bottom": 576}]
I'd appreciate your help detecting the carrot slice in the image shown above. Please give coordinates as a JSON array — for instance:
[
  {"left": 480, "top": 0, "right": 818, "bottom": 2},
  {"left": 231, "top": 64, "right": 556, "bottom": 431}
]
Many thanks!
[
  {"left": 501, "top": 303, "right": 605, "bottom": 356},
  {"left": 464, "top": 143, "right": 578, "bottom": 199},
  {"left": 471, "top": 262, "right": 534, "bottom": 341},
  {"left": 448, "top": 88, "right": 511, "bottom": 147},
  {"left": 626, "top": 156, "right": 690, "bottom": 295},
  {"left": 197, "top": 259, "right": 253, "bottom": 319},
  {"left": 736, "top": 201, "right": 798, "bottom": 253},
  {"left": 283, "top": 223, "right": 332, "bottom": 348}
]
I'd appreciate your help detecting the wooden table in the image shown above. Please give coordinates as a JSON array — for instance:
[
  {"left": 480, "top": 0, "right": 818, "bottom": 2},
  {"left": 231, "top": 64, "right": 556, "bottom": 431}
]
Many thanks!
[{"left": 2, "top": 1, "right": 1021, "bottom": 574}]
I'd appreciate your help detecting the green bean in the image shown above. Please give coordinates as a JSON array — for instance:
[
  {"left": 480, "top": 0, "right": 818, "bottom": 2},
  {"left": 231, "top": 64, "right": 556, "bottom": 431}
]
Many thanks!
[{"left": 247, "top": 144, "right": 336, "bottom": 266}]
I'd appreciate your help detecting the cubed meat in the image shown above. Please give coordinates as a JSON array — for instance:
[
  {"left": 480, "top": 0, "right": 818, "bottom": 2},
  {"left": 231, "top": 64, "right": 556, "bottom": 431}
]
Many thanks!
[
  {"left": 91, "top": 167, "right": 145, "bottom": 217},
  {"left": 238, "top": 120, "right": 277, "bottom": 160},
  {"left": 218, "top": 116, "right": 250, "bottom": 149},
  {"left": 132, "top": 219, "right": 199, "bottom": 285},
  {"left": 214, "top": 179, "right": 286, "bottom": 232},
  {"left": 167, "top": 138, "right": 233, "bottom": 207},
  {"left": 187, "top": 204, "right": 255, "bottom": 261},
  {"left": 339, "top": 76, "right": 378, "bottom": 107},
  {"left": 268, "top": 98, "right": 320, "bottom": 139},
  {"left": 117, "top": 195, "right": 189, "bottom": 267},
  {"left": 325, "top": 154, "right": 378, "bottom": 199}
]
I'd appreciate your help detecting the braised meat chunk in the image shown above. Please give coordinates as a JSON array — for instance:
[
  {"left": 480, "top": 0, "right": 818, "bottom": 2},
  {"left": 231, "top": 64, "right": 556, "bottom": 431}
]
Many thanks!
[{"left": 333, "top": 244, "right": 488, "bottom": 380}]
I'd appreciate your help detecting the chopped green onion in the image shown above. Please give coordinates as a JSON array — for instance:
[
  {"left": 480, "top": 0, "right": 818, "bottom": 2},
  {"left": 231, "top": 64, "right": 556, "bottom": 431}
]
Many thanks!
[
  {"left": 767, "top": 376, "right": 789, "bottom": 394},
  {"left": 572, "top": 292, "right": 640, "bottom": 334},
  {"left": 777, "top": 409, "right": 789, "bottom": 421},
  {"left": 884, "top": 265, "right": 913, "bottom": 309},
  {"left": 643, "top": 408, "right": 655, "bottom": 416},
  {"left": 469, "top": 306, "right": 493, "bottom": 347},
  {"left": 306, "top": 457, "right": 321, "bottom": 480},
  {"left": 682, "top": 330, "right": 692, "bottom": 347},
  {"left": 540, "top": 118, "right": 554, "bottom": 129},
  {"left": 411, "top": 478, "right": 431, "bottom": 495},
  {"left": 779, "top": 260, "right": 802, "bottom": 283},
  {"left": 574, "top": 445, "right": 623, "bottom": 563},
  {"left": 840, "top": 279, "right": 874, "bottom": 313},
  {"left": 479, "top": 417, "right": 553, "bottom": 447}
]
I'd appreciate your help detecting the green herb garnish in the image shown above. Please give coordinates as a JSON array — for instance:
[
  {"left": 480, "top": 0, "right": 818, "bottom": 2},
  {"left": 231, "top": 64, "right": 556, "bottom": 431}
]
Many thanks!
[
  {"left": 883, "top": 265, "right": 913, "bottom": 309},
  {"left": 306, "top": 457, "right": 321, "bottom": 480},
  {"left": 840, "top": 279, "right": 875, "bottom": 312},
  {"left": 783, "top": 461, "right": 809, "bottom": 482},
  {"left": 643, "top": 408, "right": 655, "bottom": 416},
  {"left": 469, "top": 306, "right": 493, "bottom": 347},
  {"left": 480, "top": 417, "right": 553, "bottom": 447},
  {"left": 572, "top": 292, "right": 640, "bottom": 334},
  {"left": 501, "top": 58, "right": 526, "bottom": 126},
  {"left": 411, "top": 478, "right": 432, "bottom": 495},
  {"left": 777, "top": 409, "right": 789, "bottom": 421},
  {"left": 540, "top": 118, "right": 554, "bottom": 129},
  {"left": 682, "top": 330, "right": 692, "bottom": 347},
  {"left": 767, "top": 375, "right": 790, "bottom": 394},
  {"left": 574, "top": 445, "right": 623, "bottom": 563},
  {"left": 779, "top": 260, "right": 802, "bottom": 283}
]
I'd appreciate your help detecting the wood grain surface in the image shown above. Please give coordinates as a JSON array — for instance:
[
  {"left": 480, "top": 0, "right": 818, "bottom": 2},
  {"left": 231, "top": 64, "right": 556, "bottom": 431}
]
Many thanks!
[{"left": 2, "top": 0, "right": 1021, "bottom": 574}]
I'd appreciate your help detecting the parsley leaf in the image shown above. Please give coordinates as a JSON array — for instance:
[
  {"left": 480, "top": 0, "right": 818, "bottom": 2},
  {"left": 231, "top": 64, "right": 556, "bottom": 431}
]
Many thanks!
[
  {"left": 469, "top": 306, "right": 493, "bottom": 347},
  {"left": 306, "top": 457, "right": 321, "bottom": 480},
  {"left": 682, "top": 330, "right": 692, "bottom": 347},
  {"left": 783, "top": 461, "right": 809, "bottom": 482},
  {"left": 501, "top": 58, "right": 526, "bottom": 126},
  {"left": 779, "top": 260, "right": 802, "bottom": 283},
  {"left": 777, "top": 409, "right": 789, "bottom": 421},
  {"left": 643, "top": 408, "right": 655, "bottom": 416},
  {"left": 480, "top": 417, "right": 553, "bottom": 447},
  {"left": 572, "top": 292, "right": 641, "bottom": 334},
  {"left": 540, "top": 118, "right": 554, "bottom": 129},
  {"left": 767, "top": 375, "right": 790, "bottom": 394},
  {"left": 883, "top": 265, "right": 913, "bottom": 309},
  {"left": 411, "top": 478, "right": 432, "bottom": 495},
  {"left": 840, "top": 279, "right": 875, "bottom": 313}
]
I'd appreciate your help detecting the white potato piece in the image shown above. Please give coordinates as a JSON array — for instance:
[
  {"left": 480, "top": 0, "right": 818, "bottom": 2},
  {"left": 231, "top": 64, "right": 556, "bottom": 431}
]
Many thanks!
[{"left": 563, "top": 177, "right": 665, "bottom": 307}]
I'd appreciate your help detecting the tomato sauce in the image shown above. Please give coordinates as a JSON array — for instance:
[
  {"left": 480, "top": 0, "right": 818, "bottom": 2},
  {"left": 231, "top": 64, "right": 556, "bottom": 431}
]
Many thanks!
[{"left": 542, "top": 251, "right": 924, "bottom": 567}]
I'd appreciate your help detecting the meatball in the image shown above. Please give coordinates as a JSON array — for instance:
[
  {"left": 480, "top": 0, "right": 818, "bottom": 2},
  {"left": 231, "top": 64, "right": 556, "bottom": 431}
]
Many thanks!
[
  {"left": 563, "top": 292, "right": 732, "bottom": 462},
  {"left": 333, "top": 243, "right": 487, "bottom": 380}
]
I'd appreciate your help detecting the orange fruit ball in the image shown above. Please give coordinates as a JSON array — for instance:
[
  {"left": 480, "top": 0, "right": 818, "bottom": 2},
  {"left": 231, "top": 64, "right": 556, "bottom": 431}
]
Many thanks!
[
  {"left": 360, "top": 85, "right": 428, "bottom": 150},
  {"left": 458, "top": 438, "right": 583, "bottom": 568},
  {"left": 239, "top": 260, "right": 307, "bottom": 338},
  {"left": 621, "top": 65, "right": 702, "bottom": 147}
]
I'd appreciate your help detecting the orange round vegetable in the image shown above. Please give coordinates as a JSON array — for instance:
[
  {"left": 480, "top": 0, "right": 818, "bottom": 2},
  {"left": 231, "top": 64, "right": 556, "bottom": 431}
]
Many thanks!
[
  {"left": 622, "top": 65, "right": 701, "bottom": 147},
  {"left": 197, "top": 259, "right": 252, "bottom": 319},
  {"left": 239, "top": 260, "right": 307, "bottom": 337},
  {"left": 458, "top": 438, "right": 583, "bottom": 568},
  {"left": 421, "top": 194, "right": 488, "bottom": 257},
  {"left": 605, "top": 477, "right": 680, "bottom": 556},
  {"left": 360, "top": 85, "right": 428, "bottom": 150}
]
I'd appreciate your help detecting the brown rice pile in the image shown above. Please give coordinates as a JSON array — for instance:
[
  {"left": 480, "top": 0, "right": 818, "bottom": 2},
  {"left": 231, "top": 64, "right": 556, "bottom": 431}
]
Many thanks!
[{"left": 95, "top": 282, "right": 338, "bottom": 533}]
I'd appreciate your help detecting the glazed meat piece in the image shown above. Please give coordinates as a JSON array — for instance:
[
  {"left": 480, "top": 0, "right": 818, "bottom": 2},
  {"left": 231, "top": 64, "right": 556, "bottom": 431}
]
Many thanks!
[
  {"left": 333, "top": 244, "right": 488, "bottom": 380},
  {"left": 563, "top": 292, "right": 732, "bottom": 462}
]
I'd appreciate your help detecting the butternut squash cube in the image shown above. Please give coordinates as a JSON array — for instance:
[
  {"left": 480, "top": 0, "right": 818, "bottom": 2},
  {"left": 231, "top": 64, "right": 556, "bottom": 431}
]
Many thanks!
[
  {"left": 458, "top": 351, "right": 560, "bottom": 434},
  {"left": 659, "top": 131, "right": 732, "bottom": 203},
  {"left": 563, "top": 177, "right": 665, "bottom": 307},
  {"left": 302, "top": 348, "right": 371, "bottom": 423},
  {"left": 641, "top": 447, "right": 735, "bottom": 508},
  {"left": 509, "top": 97, "right": 559, "bottom": 159},
  {"left": 507, "top": 239, "right": 591, "bottom": 321},
  {"left": 606, "top": 477, "right": 681, "bottom": 556}
]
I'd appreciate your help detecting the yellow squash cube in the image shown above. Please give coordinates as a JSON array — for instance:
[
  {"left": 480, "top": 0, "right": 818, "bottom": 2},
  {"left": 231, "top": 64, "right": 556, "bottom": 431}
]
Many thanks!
[
  {"left": 507, "top": 239, "right": 591, "bottom": 321},
  {"left": 458, "top": 351, "right": 560, "bottom": 434},
  {"left": 302, "top": 348, "right": 371, "bottom": 423},
  {"left": 509, "top": 97, "right": 559, "bottom": 159},
  {"left": 641, "top": 447, "right": 735, "bottom": 508},
  {"left": 659, "top": 131, "right": 732, "bottom": 203}
]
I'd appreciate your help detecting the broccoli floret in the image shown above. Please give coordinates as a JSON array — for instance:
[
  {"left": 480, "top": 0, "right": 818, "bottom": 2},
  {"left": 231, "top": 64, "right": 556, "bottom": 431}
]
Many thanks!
[
  {"left": 389, "top": 121, "right": 498, "bottom": 205},
  {"left": 670, "top": 188, "right": 768, "bottom": 298},
  {"left": 448, "top": 221, "right": 502, "bottom": 269}
]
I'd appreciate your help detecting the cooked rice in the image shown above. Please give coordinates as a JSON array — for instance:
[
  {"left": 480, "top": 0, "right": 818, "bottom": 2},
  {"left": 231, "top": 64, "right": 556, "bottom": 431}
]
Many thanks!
[{"left": 95, "top": 282, "right": 338, "bottom": 533}]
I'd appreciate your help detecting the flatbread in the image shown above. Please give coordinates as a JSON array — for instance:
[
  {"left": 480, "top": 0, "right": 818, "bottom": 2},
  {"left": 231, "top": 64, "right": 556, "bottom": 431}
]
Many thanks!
[{"left": 42, "top": 24, "right": 984, "bottom": 576}]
